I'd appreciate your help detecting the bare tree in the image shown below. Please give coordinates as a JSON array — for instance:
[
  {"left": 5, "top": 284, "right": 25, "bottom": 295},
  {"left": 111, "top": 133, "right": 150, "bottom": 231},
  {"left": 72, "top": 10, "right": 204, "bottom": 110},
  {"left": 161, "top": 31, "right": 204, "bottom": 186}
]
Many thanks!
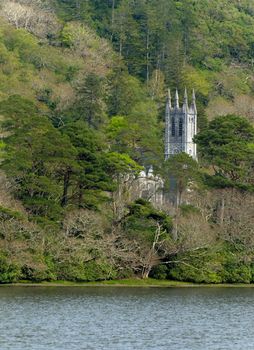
[
  {"left": 216, "top": 190, "right": 254, "bottom": 250},
  {"left": 140, "top": 223, "right": 167, "bottom": 278},
  {"left": 1, "top": 0, "right": 60, "bottom": 39},
  {"left": 177, "top": 213, "right": 217, "bottom": 252},
  {"left": 61, "top": 22, "right": 114, "bottom": 76},
  {"left": 234, "top": 95, "right": 254, "bottom": 124}
]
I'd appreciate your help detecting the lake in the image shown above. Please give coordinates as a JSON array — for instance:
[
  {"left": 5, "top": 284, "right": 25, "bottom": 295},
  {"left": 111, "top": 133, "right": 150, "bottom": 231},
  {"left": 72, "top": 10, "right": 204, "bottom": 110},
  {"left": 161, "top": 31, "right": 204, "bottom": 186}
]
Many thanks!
[{"left": 0, "top": 286, "right": 254, "bottom": 349}]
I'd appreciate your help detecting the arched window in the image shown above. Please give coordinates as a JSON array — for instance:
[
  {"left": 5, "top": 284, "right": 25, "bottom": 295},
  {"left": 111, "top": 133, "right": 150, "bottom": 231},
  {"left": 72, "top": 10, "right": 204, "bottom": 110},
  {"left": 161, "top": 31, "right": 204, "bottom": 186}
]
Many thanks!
[
  {"left": 179, "top": 118, "right": 183, "bottom": 136},
  {"left": 171, "top": 117, "right": 175, "bottom": 136}
]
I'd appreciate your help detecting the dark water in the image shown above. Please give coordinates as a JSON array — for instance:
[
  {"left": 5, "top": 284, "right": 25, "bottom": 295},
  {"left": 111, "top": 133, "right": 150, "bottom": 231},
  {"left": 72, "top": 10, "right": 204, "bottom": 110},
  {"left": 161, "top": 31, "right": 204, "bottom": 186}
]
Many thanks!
[{"left": 0, "top": 287, "right": 254, "bottom": 350}]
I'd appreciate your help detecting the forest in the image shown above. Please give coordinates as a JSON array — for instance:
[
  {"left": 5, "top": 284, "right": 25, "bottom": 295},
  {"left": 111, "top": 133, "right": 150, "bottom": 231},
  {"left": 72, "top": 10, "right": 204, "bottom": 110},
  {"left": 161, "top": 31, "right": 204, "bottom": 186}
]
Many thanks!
[{"left": 0, "top": 0, "right": 253, "bottom": 284}]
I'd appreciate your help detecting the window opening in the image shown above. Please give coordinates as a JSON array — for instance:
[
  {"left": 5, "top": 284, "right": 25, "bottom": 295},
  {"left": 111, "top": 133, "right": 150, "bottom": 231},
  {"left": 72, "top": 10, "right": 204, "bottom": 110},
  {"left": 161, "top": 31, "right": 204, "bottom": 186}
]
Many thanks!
[
  {"left": 179, "top": 118, "right": 183, "bottom": 136},
  {"left": 172, "top": 117, "right": 175, "bottom": 136}
]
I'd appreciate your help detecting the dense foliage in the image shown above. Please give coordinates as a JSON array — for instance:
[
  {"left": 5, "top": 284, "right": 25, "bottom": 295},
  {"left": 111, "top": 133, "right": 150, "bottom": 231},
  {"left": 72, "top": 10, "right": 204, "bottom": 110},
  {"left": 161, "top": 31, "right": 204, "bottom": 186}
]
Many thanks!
[{"left": 0, "top": 0, "right": 253, "bottom": 283}]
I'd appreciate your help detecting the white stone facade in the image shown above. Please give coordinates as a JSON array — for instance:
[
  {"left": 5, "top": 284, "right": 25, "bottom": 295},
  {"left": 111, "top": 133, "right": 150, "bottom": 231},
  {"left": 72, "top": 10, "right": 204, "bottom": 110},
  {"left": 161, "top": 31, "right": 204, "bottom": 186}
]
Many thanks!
[{"left": 136, "top": 167, "right": 164, "bottom": 207}]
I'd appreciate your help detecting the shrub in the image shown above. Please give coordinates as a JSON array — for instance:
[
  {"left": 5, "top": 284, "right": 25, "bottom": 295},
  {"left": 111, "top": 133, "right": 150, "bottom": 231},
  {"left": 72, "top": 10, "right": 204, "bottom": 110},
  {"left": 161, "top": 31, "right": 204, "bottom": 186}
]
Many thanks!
[
  {"left": 0, "top": 254, "right": 21, "bottom": 283},
  {"left": 150, "top": 265, "right": 169, "bottom": 280},
  {"left": 56, "top": 260, "right": 117, "bottom": 282}
]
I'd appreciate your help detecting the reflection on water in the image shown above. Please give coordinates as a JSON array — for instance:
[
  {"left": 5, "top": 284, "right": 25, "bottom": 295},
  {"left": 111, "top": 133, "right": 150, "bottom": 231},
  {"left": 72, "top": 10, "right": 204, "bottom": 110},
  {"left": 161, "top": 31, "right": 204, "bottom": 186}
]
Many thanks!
[{"left": 0, "top": 286, "right": 253, "bottom": 349}]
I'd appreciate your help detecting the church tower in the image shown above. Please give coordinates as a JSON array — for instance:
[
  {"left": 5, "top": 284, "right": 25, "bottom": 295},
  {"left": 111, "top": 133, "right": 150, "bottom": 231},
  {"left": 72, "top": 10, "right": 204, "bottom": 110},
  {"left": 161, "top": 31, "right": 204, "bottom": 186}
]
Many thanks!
[{"left": 165, "top": 89, "right": 197, "bottom": 160}]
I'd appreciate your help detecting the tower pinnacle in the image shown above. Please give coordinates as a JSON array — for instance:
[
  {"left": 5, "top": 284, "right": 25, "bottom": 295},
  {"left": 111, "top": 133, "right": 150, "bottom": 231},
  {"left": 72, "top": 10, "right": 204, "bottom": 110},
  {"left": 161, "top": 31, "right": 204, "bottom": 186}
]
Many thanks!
[
  {"left": 175, "top": 89, "right": 179, "bottom": 108},
  {"left": 167, "top": 89, "right": 172, "bottom": 108},
  {"left": 191, "top": 89, "right": 197, "bottom": 112},
  {"left": 183, "top": 87, "right": 188, "bottom": 111},
  {"left": 192, "top": 89, "right": 196, "bottom": 101},
  {"left": 184, "top": 87, "right": 188, "bottom": 101}
]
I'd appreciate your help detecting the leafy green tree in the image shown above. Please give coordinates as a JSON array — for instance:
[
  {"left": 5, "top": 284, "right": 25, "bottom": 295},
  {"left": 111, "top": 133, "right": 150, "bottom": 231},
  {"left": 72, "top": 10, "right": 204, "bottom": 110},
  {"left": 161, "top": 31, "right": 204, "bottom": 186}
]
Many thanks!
[
  {"left": 63, "top": 121, "right": 142, "bottom": 211},
  {"left": 107, "top": 100, "right": 162, "bottom": 167},
  {"left": 105, "top": 152, "right": 141, "bottom": 178},
  {"left": 194, "top": 115, "right": 254, "bottom": 187},
  {"left": 1, "top": 95, "right": 77, "bottom": 223}
]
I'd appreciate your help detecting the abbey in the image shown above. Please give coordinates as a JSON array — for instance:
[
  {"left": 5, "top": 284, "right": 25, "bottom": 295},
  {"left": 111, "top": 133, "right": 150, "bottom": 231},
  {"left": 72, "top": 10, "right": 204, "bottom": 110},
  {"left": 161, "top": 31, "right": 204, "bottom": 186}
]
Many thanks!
[
  {"left": 165, "top": 89, "right": 197, "bottom": 160},
  {"left": 136, "top": 89, "right": 198, "bottom": 207}
]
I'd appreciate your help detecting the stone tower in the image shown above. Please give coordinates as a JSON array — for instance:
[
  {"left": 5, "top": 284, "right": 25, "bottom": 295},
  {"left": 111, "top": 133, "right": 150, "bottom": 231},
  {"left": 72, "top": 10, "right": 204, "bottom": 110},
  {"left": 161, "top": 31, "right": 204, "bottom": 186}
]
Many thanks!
[{"left": 165, "top": 89, "right": 197, "bottom": 160}]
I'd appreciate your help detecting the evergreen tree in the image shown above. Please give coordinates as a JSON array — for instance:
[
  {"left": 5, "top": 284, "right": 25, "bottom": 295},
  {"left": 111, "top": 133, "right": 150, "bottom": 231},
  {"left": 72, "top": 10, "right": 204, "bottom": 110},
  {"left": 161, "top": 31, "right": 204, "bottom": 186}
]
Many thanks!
[
  {"left": 62, "top": 120, "right": 113, "bottom": 208},
  {"left": 194, "top": 115, "right": 254, "bottom": 187},
  {"left": 0, "top": 95, "right": 78, "bottom": 222},
  {"left": 74, "top": 73, "right": 107, "bottom": 128}
]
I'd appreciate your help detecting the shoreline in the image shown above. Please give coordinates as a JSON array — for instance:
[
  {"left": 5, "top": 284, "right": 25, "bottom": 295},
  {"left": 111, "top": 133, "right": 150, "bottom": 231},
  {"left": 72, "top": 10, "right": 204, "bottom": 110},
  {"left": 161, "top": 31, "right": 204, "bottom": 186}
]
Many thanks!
[{"left": 1, "top": 279, "right": 254, "bottom": 288}]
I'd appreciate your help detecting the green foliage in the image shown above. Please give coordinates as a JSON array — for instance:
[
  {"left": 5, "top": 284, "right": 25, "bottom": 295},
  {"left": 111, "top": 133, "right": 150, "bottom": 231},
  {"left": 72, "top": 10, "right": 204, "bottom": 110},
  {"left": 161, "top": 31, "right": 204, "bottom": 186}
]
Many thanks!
[
  {"left": 54, "top": 0, "right": 93, "bottom": 23},
  {"left": 105, "top": 152, "right": 142, "bottom": 178},
  {"left": 107, "top": 100, "right": 163, "bottom": 167},
  {"left": 73, "top": 73, "right": 108, "bottom": 128},
  {"left": 21, "top": 263, "right": 53, "bottom": 282},
  {"left": 163, "top": 153, "right": 201, "bottom": 205},
  {"left": 0, "top": 253, "right": 21, "bottom": 283},
  {"left": 169, "top": 246, "right": 254, "bottom": 284},
  {"left": 150, "top": 265, "right": 169, "bottom": 280},
  {"left": 56, "top": 260, "right": 117, "bottom": 282},
  {"left": 62, "top": 120, "right": 117, "bottom": 208},
  {"left": 125, "top": 199, "right": 172, "bottom": 240},
  {"left": 53, "top": 0, "right": 254, "bottom": 126},
  {"left": 0, "top": 19, "right": 82, "bottom": 106},
  {"left": 108, "top": 71, "right": 146, "bottom": 116},
  {"left": 195, "top": 115, "right": 254, "bottom": 188},
  {"left": 1, "top": 95, "right": 77, "bottom": 222}
]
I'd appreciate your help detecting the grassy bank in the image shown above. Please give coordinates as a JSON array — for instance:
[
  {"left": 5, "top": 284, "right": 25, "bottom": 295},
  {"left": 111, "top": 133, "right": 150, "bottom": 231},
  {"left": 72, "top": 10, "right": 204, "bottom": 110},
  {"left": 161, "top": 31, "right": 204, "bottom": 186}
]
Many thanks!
[{"left": 2, "top": 279, "right": 254, "bottom": 288}]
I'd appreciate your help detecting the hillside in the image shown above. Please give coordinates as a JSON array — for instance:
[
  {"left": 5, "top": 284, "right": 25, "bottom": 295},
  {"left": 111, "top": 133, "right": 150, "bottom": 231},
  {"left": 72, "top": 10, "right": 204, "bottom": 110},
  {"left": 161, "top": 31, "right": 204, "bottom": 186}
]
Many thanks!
[
  {"left": 0, "top": 0, "right": 253, "bottom": 284},
  {"left": 53, "top": 0, "right": 254, "bottom": 124}
]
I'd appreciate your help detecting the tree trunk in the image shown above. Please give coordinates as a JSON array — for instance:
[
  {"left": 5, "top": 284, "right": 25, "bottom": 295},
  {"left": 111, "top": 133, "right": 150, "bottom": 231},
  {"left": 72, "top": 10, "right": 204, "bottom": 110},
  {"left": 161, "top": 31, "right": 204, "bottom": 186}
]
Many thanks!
[
  {"left": 141, "top": 267, "right": 151, "bottom": 279},
  {"left": 218, "top": 196, "right": 225, "bottom": 225},
  {"left": 146, "top": 29, "right": 150, "bottom": 84},
  {"left": 110, "top": 0, "right": 115, "bottom": 41},
  {"left": 172, "top": 188, "right": 182, "bottom": 241},
  {"left": 61, "top": 170, "right": 71, "bottom": 207},
  {"left": 76, "top": 1, "right": 81, "bottom": 19},
  {"left": 78, "top": 183, "right": 83, "bottom": 208},
  {"left": 111, "top": 0, "right": 115, "bottom": 26}
]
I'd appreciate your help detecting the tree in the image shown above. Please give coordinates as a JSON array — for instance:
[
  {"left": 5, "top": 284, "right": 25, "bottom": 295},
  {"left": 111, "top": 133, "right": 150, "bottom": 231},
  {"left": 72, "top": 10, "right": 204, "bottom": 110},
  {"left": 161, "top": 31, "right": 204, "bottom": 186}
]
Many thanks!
[
  {"left": 194, "top": 114, "right": 254, "bottom": 187},
  {"left": 0, "top": 95, "right": 78, "bottom": 223},
  {"left": 105, "top": 152, "right": 142, "bottom": 223},
  {"left": 163, "top": 153, "right": 200, "bottom": 208},
  {"left": 163, "top": 153, "right": 200, "bottom": 240},
  {"left": 62, "top": 120, "right": 113, "bottom": 209},
  {"left": 60, "top": 21, "right": 114, "bottom": 77},
  {"left": 74, "top": 73, "right": 108, "bottom": 128},
  {"left": 123, "top": 199, "right": 172, "bottom": 278},
  {"left": 54, "top": 0, "right": 92, "bottom": 22},
  {"left": 107, "top": 100, "right": 163, "bottom": 167},
  {"left": 2, "top": 0, "right": 59, "bottom": 39},
  {"left": 108, "top": 70, "right": 146, "bottom": 116}
]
